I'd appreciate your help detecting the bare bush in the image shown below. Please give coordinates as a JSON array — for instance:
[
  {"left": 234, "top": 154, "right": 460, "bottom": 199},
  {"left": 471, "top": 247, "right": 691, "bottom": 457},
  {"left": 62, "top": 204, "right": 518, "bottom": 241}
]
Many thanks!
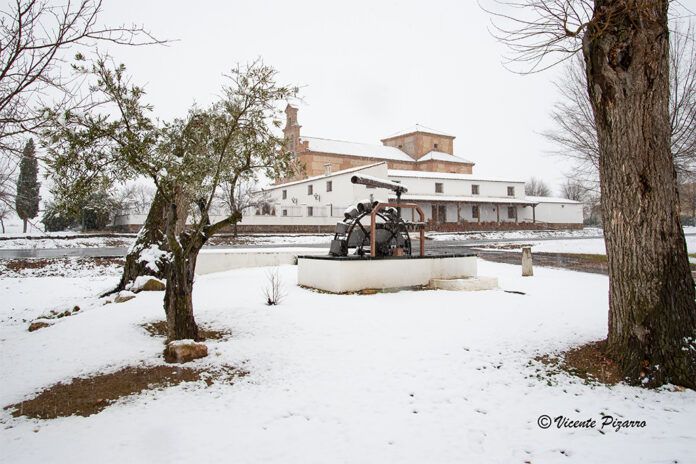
[{"left": 263, "top": 267, "right": 285, "bottom": 306}]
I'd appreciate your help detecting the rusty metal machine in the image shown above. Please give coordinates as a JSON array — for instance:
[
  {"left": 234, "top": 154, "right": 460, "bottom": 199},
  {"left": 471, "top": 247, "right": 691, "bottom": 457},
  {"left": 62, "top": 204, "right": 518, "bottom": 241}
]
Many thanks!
[{"left": 329, "top": 175, "right": 426, "bottom": 257}]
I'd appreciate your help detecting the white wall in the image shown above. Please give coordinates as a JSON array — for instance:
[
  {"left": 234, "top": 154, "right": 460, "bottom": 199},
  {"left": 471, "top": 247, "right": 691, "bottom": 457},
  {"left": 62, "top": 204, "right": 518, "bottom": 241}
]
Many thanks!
[
  {"left": 531, "top": 202, "right": 583, "bottom": 224},
  {"left": 243, "top": 163, "right": 390, "bottom": 225},
  {"left": 388, "top": 174, "right": 526, "bottom": 199}
]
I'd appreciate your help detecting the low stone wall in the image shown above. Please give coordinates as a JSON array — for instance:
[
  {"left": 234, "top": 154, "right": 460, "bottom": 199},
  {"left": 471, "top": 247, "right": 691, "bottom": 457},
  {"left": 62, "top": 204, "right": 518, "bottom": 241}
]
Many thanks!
[
  {"left": 111, "top": 221, "right": 582, "bottom": 234},
  {"left": 196, "top": 248, "right": 328, "bottom": 275},
  {"left": 425, "top": 222, "right": 583, "bottom": 232}
]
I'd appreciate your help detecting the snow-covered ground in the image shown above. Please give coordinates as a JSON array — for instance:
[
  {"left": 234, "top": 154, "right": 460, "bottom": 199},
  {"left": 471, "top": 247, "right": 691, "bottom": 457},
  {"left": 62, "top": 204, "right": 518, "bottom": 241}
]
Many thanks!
[
  {"left": 1, "top": 261, "right": 695, "bottom": 463},
  {"left": 480, "top": 235, "right": 696, "bottom": 255},
  {"left": 427, "top": 227, "right": 604, "bottom": 241},
  {"left": 0, "top": 233, "right": 334, "bottom": 250}
]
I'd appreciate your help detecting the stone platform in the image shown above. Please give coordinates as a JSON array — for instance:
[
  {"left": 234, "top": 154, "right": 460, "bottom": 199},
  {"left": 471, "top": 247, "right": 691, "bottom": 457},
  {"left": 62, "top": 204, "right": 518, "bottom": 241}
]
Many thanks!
[{"left": 297, "top": 254, "right": 477, "bottom": 294}]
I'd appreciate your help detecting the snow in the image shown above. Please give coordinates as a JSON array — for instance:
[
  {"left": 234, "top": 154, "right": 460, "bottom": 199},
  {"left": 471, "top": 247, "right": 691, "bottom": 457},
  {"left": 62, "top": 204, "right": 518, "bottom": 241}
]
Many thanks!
[
  {"left": 261, "top": 162, "right": 387, "bottom": 191},
  {"left": 418, "top": 150, "right": 474, "bottom": 164},
  {"left": 138, "top": 244, "right": 170, "bottom": 272},
  {"left": 302, "top": 136, "right": 414, "bottom": 162},
  {"left": 525, "top": 195, "right": 581, "bottom": 204},
  {"left": 479, "top": 234, "right": 696, "bottom": 255},
  {"left": 427, "top": 228, "right": 604, "bottom": 241},
  {"left": 388, "top": 169, "right": 525, "bottom": 183},
  {"left": 1, "top": 261, "right": 695, "bottom": 463},
  {"left": 129, "top": 275, "right": 165, "bottom": 291},
  {"left": 0, "top": 235, "right": 134, "bottom": 250}
]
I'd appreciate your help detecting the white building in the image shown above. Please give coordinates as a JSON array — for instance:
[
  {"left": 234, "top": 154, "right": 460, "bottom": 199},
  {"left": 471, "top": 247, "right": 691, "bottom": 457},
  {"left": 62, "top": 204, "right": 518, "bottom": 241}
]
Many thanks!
[
  {"left": 241, "top": 162, "right": 583, "bottom": 232},
  {"left": 111, "top": 106, "right": 584, "bottom": 233}
]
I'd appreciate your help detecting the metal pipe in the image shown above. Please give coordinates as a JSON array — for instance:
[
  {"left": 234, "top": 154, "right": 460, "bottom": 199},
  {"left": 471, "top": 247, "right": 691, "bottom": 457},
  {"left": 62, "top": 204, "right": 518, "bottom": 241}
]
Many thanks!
[{"left": 351, "top": 175, "right": 408, "bottom": 194}]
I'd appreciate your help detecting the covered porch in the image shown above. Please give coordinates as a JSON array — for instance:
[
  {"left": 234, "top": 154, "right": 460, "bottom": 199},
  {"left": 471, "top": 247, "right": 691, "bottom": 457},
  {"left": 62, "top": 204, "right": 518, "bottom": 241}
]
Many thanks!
[{"left": 390, "top": 194, "right": 540, "bottom": 227}]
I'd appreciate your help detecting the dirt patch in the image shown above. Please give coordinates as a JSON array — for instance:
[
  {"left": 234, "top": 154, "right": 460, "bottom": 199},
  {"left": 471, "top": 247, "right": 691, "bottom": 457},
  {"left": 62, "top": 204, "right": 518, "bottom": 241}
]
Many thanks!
[
  {"left": 141, "top": 320, "right": 230, "bottom": 342},
  {"left": 5, "top": 364, "right": 245, "bottom": 420},
  {"left": 535, "top": 340, "right": 623, "bottom": 386}
]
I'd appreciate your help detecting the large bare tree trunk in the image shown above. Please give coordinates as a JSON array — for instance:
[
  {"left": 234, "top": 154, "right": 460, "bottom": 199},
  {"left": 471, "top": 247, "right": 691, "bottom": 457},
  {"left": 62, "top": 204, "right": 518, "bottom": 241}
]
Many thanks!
[{"left": 584, "top": 0, "right": 696, "bottom": 387}]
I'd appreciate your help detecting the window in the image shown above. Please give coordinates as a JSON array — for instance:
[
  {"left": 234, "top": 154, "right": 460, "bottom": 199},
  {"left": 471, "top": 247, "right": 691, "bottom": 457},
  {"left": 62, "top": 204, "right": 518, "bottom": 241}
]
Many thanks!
[
  {"left": 471, "top": 184, "right": 479, "bottom": 195},
  {"left": 282, "top": 190, "right": 287, "bottom": 200},
  {"left": 508, "top": 206, "right": 516, "bottom": 219},
  {"left": 282, "top": 209, "right": 288, "bottom": 217},
  {"left": 398, "top": 144, "right": 403, "bottom": 149},
  {"left": 308, "top": 185, "right": 313, "bottom": 195},
  {"left": 326, "top": 181, "right": 332, "bottom": 192},
  {"left": 434, "top": 143, "right": 439, "bottom": 150},
  {"left": 472, "top": 205, "right": 479, "bottom": 219},
  {"left": 435, "top": 182, "right": 444, "bottom": 193},
  {"left": 507, "top": 186, "right": 515, "bottom": 197},
  {"left": 307, "top": 206, "right": 314, "bottom": 217}
]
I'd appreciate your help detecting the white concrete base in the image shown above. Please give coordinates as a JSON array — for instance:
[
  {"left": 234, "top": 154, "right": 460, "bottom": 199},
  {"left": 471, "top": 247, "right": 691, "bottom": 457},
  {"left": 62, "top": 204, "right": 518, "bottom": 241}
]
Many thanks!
[
  {"left": 429, "top": 276, "right": 498, "bottom": 291},
  {"left": 196, "top": 248, "right": 328, "bottom": 275},
  {"left": 297, "top": 255, "right": 477, "bottom": 293}
]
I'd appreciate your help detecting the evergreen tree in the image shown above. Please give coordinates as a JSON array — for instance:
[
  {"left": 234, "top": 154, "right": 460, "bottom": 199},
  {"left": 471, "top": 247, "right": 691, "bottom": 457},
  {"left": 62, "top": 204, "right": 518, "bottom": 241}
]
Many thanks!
[{"left": 15, "top": 139, "right": 40, "bottom": 233}]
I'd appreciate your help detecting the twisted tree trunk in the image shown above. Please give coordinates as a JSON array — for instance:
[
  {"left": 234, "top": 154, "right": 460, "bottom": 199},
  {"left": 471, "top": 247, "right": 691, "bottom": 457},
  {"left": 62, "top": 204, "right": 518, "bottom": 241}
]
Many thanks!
[
  {"left": 163, "top": 240, "right": 200, "bottom": 341},
  {"left": 113, "top": 189, "right": 168, "bottom": 293},
  {"left": 584, "top": 0, "right": 696, "bottom": 387}
]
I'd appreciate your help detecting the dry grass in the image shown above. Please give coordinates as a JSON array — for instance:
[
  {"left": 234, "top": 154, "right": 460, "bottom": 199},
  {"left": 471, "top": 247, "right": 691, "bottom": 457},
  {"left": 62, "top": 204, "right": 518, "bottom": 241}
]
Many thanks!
[
  {"left": 141, "top": 320, "right": 230, "bottom": 342},
  {"left": 5, "top": 364, "right": 245, "bottom": 419},
  {"left": 535, "top": 340, "right": 623, "bottom": 386}
]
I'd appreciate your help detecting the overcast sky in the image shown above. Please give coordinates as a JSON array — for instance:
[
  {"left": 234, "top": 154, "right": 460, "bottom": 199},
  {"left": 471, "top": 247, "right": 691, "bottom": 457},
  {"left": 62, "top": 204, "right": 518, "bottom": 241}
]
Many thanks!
[{"left": 99, "top": 0, "right": 695, "bottom": 194}]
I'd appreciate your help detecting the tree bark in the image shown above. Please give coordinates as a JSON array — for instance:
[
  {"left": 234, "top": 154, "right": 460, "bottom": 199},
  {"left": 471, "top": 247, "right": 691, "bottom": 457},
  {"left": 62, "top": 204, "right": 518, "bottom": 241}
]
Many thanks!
[
  {"left": 584, "top": 0, "right": 696, "bottom": 387},
  {"left": 112, "top": 188, "right": 168, "bottom": 293},
  {"left": 163, "top": 242, "right": 200, "bottom": 341}
]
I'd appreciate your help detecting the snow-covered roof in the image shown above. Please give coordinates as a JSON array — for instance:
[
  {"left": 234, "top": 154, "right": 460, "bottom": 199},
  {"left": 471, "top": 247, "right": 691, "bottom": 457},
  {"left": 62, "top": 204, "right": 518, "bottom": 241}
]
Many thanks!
[
  {"left": 418, "top": 151, "right": 474, "bottom": 165},
  {"left": 388, "top": 169, "right": 525, "bottom": 184},
  {"left": 394, "top": 194, "right": 538, "bottom": 205},
  {"left": 382, "top": 124, "right": 455, "bottom": 139},
  {"left": 301, "top": 136, "right": 413, "bottom": 162},
  {"left": 526, "top": 196, "right": 581, "bottom": 204},
  {"left": 264, "top": 162, "right": 387, "bottom": 191}
]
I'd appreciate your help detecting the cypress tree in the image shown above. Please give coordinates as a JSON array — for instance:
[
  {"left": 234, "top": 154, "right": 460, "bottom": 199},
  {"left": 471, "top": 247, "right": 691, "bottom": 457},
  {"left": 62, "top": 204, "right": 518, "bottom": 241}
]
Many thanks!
[{"left": 15, "top": 139, "right": 40, "bottom": 233}]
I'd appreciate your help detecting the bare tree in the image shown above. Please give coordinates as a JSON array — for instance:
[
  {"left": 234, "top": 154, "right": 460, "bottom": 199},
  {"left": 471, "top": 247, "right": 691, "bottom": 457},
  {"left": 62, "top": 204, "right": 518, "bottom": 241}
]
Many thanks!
[
  {"left": 559, "top": 178, "right": 587, "bottom": 202},
  {"left": 487, "top": 0, "right": 696, "bottom": 388},
  {"left": 220, "top": 178, "right": 262, "bottom": 237},
  {"left": 0, "top": 153, "right": 17, "bottom": 232},
  {"left": 544, "top": 21, "right": 696, "bottom": 189},
  {"left": 524, "top": 176, "right": 551, "bottom": 196},
  {"left": 0, "top": 0, "right": 164, "bottom": 155}
]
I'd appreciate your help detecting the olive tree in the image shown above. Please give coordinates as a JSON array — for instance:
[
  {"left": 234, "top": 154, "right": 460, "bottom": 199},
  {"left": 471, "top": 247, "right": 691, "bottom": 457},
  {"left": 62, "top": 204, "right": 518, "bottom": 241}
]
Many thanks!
[{"left": 45, "top": 59, "right": 298, "bottom": 340}]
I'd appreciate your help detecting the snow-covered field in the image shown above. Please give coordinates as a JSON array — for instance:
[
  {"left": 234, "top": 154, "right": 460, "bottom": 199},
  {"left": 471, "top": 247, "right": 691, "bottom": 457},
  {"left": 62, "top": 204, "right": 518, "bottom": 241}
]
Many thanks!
[
  {"left": 427, "top": 227, "right": 604, "bottom": 242},
  {"left": 1, "top": 261, "right": 695, "bottom": 463},
  {"left": 0, "top": 233, "right": 334, "bottom": 250},
  {"left": 479, "top": 235, "right": 696, "bottom": 255}
]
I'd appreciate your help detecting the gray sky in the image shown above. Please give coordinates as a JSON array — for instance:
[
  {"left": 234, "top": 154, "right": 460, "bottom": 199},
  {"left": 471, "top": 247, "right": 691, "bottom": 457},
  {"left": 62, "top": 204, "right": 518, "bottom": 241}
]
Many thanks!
[{"left": 98, "top": 0, "right": 695, "bottom": 193}]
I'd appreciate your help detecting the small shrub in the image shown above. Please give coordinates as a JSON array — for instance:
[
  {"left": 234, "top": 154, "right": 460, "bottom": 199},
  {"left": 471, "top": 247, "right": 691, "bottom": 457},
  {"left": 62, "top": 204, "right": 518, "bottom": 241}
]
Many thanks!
[{"left": 263, "top": 267, "right": 285, "bottom": 306}]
